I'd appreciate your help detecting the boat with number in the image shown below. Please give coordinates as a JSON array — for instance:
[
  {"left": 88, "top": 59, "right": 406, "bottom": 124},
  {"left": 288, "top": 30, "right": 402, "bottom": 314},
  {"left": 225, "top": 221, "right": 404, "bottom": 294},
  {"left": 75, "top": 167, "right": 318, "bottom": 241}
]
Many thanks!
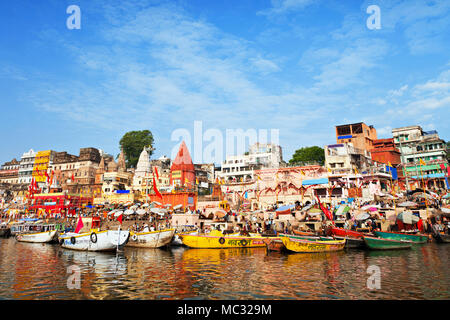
[
  {"left": 281, "top": 235, "right": 346, "bottom": 253},
  {"left": 363, "top": 236, "right": 412, "bottom": 250},
  {"left": 127, "top": 228, "right": 175, "bottom": 248},
  {"left": 328, "top": 226, "right": 368, "bottom": 239},
  {"left": 432, "top": 231, "right": 450, "bottom": 243},
  {"left": 58, "top": 217, "right": 129, "bottom": 252},
  {"left": 180, "top": 230, "right": 266, "bottom": 249},
  {"left": 374, "top": 230, "right": 428, "bottom": 244}
]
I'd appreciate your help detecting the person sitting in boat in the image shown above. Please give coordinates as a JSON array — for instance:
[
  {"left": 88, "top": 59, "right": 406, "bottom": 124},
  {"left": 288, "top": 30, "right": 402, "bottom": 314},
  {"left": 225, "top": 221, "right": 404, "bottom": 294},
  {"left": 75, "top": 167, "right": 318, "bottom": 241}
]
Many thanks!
[{"left": 142, "top": 223, "right": 149, "bottom": 232}]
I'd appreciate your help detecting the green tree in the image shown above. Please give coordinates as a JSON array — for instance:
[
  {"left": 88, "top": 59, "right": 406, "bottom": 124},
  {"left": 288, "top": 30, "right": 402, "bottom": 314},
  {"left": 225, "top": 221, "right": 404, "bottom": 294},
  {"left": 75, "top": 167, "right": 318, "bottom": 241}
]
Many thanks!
[
  {"left": 289, "top": 146, "right": 325, "bottom": 165},
  {"left": 119, "top": 130, "right": 154, "bottom": 168}
]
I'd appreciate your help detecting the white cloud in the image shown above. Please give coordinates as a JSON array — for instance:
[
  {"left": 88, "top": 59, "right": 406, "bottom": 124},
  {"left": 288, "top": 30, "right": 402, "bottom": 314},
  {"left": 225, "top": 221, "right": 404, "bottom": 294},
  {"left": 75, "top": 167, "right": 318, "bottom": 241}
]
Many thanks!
[{"left": 258, "top": 0, "right": 317, "bottom": 16}]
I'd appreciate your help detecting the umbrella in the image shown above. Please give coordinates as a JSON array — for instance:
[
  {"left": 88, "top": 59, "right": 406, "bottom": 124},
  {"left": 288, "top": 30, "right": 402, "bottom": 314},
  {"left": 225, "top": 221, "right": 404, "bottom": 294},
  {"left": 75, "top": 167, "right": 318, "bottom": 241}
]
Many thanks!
[
  {"left": 173, "top": 204, "right": 183, "bottom": 210},
  {"left": 360, "top": 204, "right": 380, "bottom": 211},
  {"left": 308, "top": 211, "right": 321, "bottom": 216},
  {"left": 136, "top": 209, "right": 147, "bottom": 216},
  {"left": 308, "top": 208, "right": 322, "bottom": 214},
  {"left": 301, "top": 204, "right": 313, "bottom": 212},
  {"left": 276, "top": 205, "right": 295, "bottom": 212},
  {"left": 152, "top": 201, "right": 162, "bottom": 206},
  {"left": 397, "top": 201, "right": 418, "bottom": 207},
  {"left": 442, "top": 207, "right": 450, "bottom": 214},
  {"left": 335, "top": 205, "right": 350, "bottom": 216},
  {"left": 412, "top": 192, "right": 433, "bottom": 200},
  {"left": 443, "top": 194, "right": 450, "bottom": 199},
  {"left": 397, "top": 211, "right": 420, "bottom": 224},
  {"left": 129, "top": 205, "right": 138, "bottom": 210},
  {"left": 214, "top": 209, "right": 227, "bottom": 218},
  {"left": 164, "top": 204, "right": 172, "bottom": 208},
  {"left": 124, "top": 209, "right": 135, "bottom": 216},
  {"left": 355, "top": 212, "right": 370, "bottom": 221},
  {"left": 108, "top": 210, "right": 118, "bottom": 216}
]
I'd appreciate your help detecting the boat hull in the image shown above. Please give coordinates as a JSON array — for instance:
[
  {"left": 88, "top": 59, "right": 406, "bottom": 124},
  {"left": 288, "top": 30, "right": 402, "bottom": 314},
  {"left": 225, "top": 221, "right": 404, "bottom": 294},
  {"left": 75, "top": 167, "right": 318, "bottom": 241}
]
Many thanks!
[
  {"left": 329, "top": 227, "right": 365, "bottom": 239},
  {"left": 364, "top": 236, "right": 412, "bottom": 250},
  {"left": 180, "top": 234, "right": 266, "bottom": 249},
  {"left": 262, "top": 237, "right": 285, "bottom": 252},
  {"left": 433, "top": 232, "right": 450, "bottom": 243},
  {"left": 15, "top": 230, "right": 57, "bottom": 243},
  {"left": 333, "top": 236, "right": 366, "bottom": 249},
  {"left": 281, "top": 236, "right": 345, "bottom": 253},
  {"left": 126, "top": 229, "right": 175, "bottom": 248},
  {"left": 0, "top": 228, "right": 10, "bottom": 237},
  {"left": 374, "top": 231, "right": 428, "bottom": 244},
  {"left": 59, "top": 230, "right": 130, "bottom": 251}
]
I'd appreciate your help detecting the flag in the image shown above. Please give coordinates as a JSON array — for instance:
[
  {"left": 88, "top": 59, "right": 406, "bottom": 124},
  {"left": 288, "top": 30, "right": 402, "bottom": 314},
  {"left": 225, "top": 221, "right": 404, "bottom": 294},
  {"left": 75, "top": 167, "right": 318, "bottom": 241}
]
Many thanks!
[
  {"left": 316, "top": 193, "right": 334, "bottom": 222},
  {"left": 327, "top": 167, "right": 332, "bottom": 173},
  {"left": 300, "top": 170, "right": 305, "bottom": 175},
  {"left": 354, "top": 167, "right": 359, "bottom": 174},
  {"left": 153, "top": 172, "right": 163, "bottom": 199},
  {"left": 117, "top": 213, "right": 123, "bottom": 224},
  {"left": 196, "top": 178, "right": 199, "bottom": 185},
  {"left": 71, "top": 173, "right": 75, "bottom": 181},
  {"left": 154, "top": 167, "right": 159, "bottom": 180},
  {"left": 257, "top": 175, "right": 261, "bottom": 180},
  {"left": 244, "top": 191, "right": 248, "bottom": 199},
  {"left": 388, "top": 161, "right": 392, "bottom": 168},
  {"left": 44, "top": 171, "right": 50, "bottom": 183},
  {"left": 74, "top": 216, "right": 84, "bottom": 233},
  {"left": 419, "top": 158, "right": 426, "bottom": 166}
]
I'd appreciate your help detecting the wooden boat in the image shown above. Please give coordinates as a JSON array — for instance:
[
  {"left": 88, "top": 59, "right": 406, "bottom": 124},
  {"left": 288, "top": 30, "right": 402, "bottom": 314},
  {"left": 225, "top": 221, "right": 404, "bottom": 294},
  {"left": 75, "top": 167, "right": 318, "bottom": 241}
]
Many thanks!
[
  {"left": 374, "top": 230, "right": 428, "bottom": 244},
  {"left": 171, "top": 230, "right": 197, "bottom": 246},
  {"left": 281, "top": 235, "right": 346, "bottom": 253},
  {"left": 59, "top": 229, "right": 130, "bottom": 251},
  {"left": 328, "top": 226, "right": 366, "bottom": 239},
  {"left": 433, "top": 232, "right": 450, "bottom": 243},
  {"left": 180, "top": 230, "right": 266, "bottom": 249},
  {"left": 262, "top": 237, "right": 285, "bottom": 252},
  {"left": 332, "top": 236, "right": 366, "bottom": 249},
  {"left": 293, "top": 230, "right": 317, "bottom": 237},
  {"left": 363, "top": 236, "right": 412, "bottom": 250},
  {"left": 16, "top": 229, "right": 57, "bottom": 243},
  {"left": 127, "top": 228, "right": 175, "bottom": 248},
  {"left": 0, "top": 224, "right": 10, "bottom": 237},
  {"left": 15, "top": 223, "right": 58, "bottom": 243},
  {"left": 59, "top": 217, "right": 129, "bottom": 251}
]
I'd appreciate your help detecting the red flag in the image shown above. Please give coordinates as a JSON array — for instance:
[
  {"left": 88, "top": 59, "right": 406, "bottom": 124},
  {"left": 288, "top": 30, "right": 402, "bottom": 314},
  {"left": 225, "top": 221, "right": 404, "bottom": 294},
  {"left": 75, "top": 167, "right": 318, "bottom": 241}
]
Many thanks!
[
  {"left": 74, "top": 216, "right": 84, "bottom": 233},
  {"left": 153, "top": 172, "right": 163, "bottom": 199},
  {"left": 71, "top": 173, "right": 75, "bottom": 181},
  {"left": 44, "top": 171, "right": 50, "bottom": 183},
  {"left": 154, "top": 167, "right": 159, "bottom": 180},
  {"left": 316, "top": 192, "right": 334, "bottom": 222},
  {"left": 117, "top": 213, "right": 123, "bottom": 224}
]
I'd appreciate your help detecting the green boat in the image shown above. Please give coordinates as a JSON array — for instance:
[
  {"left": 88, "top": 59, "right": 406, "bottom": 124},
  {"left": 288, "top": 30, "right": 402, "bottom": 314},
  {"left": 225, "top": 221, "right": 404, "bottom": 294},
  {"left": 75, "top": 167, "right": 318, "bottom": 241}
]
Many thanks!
[
  {"left": 374, "top": 231, "right": 428, "bottom": 244},
  {"left": 364, "top": 236, "right": 412, "bottom": 250}
]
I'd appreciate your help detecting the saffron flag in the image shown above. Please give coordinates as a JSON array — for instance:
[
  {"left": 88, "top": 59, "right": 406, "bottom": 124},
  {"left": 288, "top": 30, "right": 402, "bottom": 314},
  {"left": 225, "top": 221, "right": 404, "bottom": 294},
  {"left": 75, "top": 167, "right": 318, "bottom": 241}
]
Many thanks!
[
  {"left": 419, "top": 158, "right": 426, "bottom": 166},
  {"left": 74, "top": 216, "right": 84, "bottom": 233},
  {"left": 301, "top": 170, "right": 305, "bottom": 175}
]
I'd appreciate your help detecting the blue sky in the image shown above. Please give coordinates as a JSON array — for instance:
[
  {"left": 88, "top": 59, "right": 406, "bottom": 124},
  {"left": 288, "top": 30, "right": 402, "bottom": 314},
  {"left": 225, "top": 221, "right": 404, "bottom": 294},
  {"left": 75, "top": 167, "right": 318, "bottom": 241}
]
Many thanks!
[{"left": 1, "top": 0, "right": 449, "bottom": 165}]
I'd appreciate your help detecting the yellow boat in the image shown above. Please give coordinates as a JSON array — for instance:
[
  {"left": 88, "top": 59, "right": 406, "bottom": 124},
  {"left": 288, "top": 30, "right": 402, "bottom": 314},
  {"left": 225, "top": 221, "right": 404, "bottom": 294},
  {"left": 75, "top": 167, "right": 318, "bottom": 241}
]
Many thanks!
[
  {"left": 281, "top": 235, "right": 346, "bottom": 253},
  {"left": 180, "top": 230, "right": 266, "bottom": 249}
]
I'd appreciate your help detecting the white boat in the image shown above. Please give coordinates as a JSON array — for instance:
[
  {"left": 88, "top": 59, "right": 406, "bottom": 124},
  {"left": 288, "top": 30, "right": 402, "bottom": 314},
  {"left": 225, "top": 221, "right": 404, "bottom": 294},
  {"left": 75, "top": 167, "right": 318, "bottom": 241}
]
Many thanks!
[
  {"left": 58, "top": 216, "right": 129, "bottom": 252},
  {"left": 15, "top": 223, "right": 58, "bottom": 243},
  {"left": 127, "top": 228, "right": 175, "bottom": 248},
  {"left": 59, "top": 229, "right": 130, "bottom": 251},
  {"left": 16, "top": 229, "right": 58, "bottom": 243}
]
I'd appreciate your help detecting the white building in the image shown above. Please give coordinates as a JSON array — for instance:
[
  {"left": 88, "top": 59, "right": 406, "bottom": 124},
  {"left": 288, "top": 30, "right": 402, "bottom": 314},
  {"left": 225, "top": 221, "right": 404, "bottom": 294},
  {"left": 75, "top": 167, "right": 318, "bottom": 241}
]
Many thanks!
[
  {"left": 325, "top": 143, "right": 373, "bottom": 174},
  {"left": 218, "top": 143, "right": 283, "bottom": 182},
  {"left": 18, "top": 149, "right": 36, "bottom": 184}
]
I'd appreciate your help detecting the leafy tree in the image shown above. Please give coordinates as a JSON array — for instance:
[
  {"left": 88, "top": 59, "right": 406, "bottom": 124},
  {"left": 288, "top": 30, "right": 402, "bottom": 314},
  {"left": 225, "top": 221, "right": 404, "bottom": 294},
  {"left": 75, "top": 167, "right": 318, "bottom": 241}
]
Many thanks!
[
  {"left": 119, "top": 130, "right": 154, "bottom": 168},
  {"left": 289, "top": 146, "right": 325, "bottom": 165}
]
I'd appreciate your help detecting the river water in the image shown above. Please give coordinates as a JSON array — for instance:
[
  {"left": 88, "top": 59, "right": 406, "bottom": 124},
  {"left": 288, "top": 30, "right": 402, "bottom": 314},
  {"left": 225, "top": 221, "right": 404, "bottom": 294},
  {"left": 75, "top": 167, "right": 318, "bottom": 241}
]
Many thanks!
[{"left": 0, "top": 237, "right": 448, "bottom": 300}]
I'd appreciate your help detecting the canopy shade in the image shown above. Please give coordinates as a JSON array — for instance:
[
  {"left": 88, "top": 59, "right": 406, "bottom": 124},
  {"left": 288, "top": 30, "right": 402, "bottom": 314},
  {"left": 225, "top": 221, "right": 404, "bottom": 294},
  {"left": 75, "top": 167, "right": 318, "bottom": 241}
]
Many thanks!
[
  {"left": 355, "top": 212, "right": 370, "bottom": 221},
  {"left": 397, "top": 211, "right": 420, "bottom": 224},
  {"left": 397, "top": 201, "right": 418, "bottom": 207}
]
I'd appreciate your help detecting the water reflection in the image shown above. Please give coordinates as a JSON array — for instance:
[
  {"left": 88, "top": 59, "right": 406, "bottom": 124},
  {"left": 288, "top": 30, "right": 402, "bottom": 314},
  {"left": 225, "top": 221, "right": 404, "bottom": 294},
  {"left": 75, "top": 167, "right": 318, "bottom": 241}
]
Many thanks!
[{"left": 0, "top": 238, "right": 449, "bottom": 299}]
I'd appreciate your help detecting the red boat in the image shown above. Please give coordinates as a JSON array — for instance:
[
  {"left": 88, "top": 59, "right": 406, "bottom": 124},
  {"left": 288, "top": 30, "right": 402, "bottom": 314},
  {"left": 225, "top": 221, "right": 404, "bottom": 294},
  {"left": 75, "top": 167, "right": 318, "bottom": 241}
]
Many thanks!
[
  {"left": 328, "top": 227, "right": 366, "bottom": 239},
  {"left": 293, "top": 230, "right": 317, "bottom": 237}
]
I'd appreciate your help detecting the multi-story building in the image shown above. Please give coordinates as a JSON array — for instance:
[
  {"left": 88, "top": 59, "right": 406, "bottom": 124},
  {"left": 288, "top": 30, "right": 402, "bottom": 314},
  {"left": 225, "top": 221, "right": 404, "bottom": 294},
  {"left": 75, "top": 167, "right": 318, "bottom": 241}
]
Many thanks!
[
  {"left": 370, "top": 138, "right": 401, "bottom": 166},
  {"left": 218, "top": 142, "right": 283, "bottom": 183},
  {"left": 335, "top": 122, "right": 377, "bottom": 153},
  {"left": 18, "top": 149, "right": 36, "bottom": 184},
  {"left": 32, "top": 150, "right": 56, "bottom": 188},
  {"left": 392, "top": 126, "right": 448, "bottom": 189},
  {"left": 324, "top": 143, "right": 373, "bottom": 174},
  {"left": 0, "top": 159, "right": 20, "bottom": 184}
]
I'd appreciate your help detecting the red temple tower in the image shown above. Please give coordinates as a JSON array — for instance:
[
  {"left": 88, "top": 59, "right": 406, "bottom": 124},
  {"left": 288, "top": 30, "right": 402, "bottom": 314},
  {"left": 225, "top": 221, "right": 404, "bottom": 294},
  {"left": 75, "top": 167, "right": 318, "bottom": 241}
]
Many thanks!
[{"left": 170, "top": 141, "right": 196, "bottom": 188}]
